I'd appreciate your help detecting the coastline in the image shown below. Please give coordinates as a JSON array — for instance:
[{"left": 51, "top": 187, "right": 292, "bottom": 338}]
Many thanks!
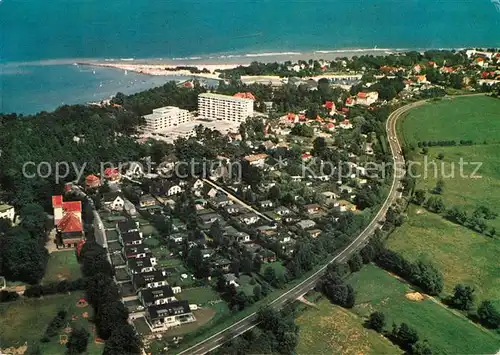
[{"left": 74, "top": 47, "right": 420, "bottom": 81}]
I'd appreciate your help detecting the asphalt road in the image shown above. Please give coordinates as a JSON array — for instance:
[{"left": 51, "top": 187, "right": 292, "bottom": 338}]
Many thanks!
[{"left": 177, "top": 101, "right": 426, "bottom": 355}]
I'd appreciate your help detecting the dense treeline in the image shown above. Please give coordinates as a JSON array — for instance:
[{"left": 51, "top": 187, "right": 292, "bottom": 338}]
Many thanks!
[
  {"left": 79, "top": 240, "right": 142, "bottom": 354},
  {"left": 375, "top": 249, "right": 444, "bottom": 295},
  {"left": 24, "top": 278, "right": 86, "bottom": 298},
  {"left": 215, "top": 307, "right": 299, "bottom": 355},
  {"left": 417, "top": 140, "right": 474, "bottom": 147},
  {"left": 0, "top": 290, "right": 20, "bottom": 303}
]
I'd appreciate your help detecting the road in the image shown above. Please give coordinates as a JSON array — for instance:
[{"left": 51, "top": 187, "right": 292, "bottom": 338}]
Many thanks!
[
  {"left": 177, "top": 101, "right": 426, "bottom": 355},
  {"left": 202, "top": 178, "right": 273, "bottom": 222}
]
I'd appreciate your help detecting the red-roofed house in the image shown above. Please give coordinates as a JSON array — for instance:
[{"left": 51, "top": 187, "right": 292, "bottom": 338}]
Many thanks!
[
  {"left": 324, "top": 123, "right": 336, "bottom": 132},
  {"left": 325, "top": 101, "right": 335, "bottom": 110},
  {"left": 345, "top": 97, "right": 355, "bottom": 107},
  {"left": 302, "top": 153, "right": 312, "bottom": 161},
  {"left": 85, "top": 174, "right": 101, "bottom": 189},
  {"left": 356, "top": 91, "right": 378, "bottom": 106},
  {"left": 52, "top": 195, "right": 84, "bottom": 248},
  {"left": 104, "top": 168, "right": 121, "bottom": 181},
  {"left": 475, "top": 57, "right": 486, "bottom": 68}
]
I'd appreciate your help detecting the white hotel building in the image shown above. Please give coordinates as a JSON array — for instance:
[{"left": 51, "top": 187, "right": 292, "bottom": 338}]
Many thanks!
[
  {"left": 198, "top": 93, "right": 254, "bottom": 122},
  {"left": 143, "top": 106, "right": 193, "bottom": 132}
]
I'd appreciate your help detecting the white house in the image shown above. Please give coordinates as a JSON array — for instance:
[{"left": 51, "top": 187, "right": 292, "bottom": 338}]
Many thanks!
[
  {"left": 192, "top": 179, "right": 204, "bottom": 191},
  {"left": 102, "top": 193, "right": 125, "bottom": 211},
  {"left": 145, "top": 301, "right": 196, "bottom": 332},
  {"left": 0, "top": 204, "right": 15, "bottom": 222},
  {"left": 139, "top": 285, "right": 177, "bottom": 307},
  {"left": 356, "top": 91, "right": 379, "bottom": 106},
  {"left": 166, "top": 184, "right": 183, "bottom": 196},
  {"left": 240, "top": 213, "right": 260, "bottom": 225}
]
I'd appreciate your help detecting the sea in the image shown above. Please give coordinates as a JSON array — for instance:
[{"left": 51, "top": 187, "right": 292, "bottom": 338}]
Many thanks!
[{"left": 1, "top": 0, "right": 499, "bottom": 114}]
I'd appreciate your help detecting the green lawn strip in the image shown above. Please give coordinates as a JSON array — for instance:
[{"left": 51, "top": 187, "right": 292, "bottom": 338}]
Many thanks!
[
  {"left": 348, "top": 265, "right": 500, "bottom": 354},
  {"left": 176, "top": 287, "right": 221, "bottom": 305},
  {"left": 0, "top": 291, "right": 102, "bottom": 354},
  {"left": 296, "top": 298, "right": 400, "bottom": 355},
  {"left": 387, "top": 205, "right": 500, "bottom": 304},
  {"left": 42, "top": 251, "right": 82, "bottom": 283}
]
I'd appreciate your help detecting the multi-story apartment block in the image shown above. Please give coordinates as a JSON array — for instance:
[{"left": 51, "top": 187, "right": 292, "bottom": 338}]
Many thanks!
[
  {"left": 198, "top": 93, "right": 254, "bottom": 122},
  {"left": 143, "top": 106, "right": 192, "bottom": 132}
]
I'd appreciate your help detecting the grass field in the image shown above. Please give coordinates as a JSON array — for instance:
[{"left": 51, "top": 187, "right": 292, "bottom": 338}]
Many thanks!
[
  {"left": 296, "top": 298, "right": 400, "bottom": 355},
  {"left": 389, "top": 95, "right": 500, "bottom": 308},
  {"left": 347, "top": 265, "right": 500, "bottom": 354},
  {"left": 0, "top": 291, "right": 103, "bottom": 354},
  {"left": 42, "top": 251, "right": 82, "bottom": 283},
  {"left": 398, "top": 96, "right": 500, "bottom": 147},
  {"left": 176, "top": 287, "right": 221, "bottom": 305},
  {"left": 387, "top": 205, "right": 500, "bottom": 305}
]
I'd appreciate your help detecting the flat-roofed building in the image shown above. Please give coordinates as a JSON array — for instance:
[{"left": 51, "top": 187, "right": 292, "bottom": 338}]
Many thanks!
[
  {"left": 143, "top": 106, "right": 193, "bottom": 132},
  {"left": 198, "top": 93, "right": 253, "bottom": 122}
]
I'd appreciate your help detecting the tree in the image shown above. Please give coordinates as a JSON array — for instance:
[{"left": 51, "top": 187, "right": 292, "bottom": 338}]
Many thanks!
[
  {"left": 367, "top": 311, "right": 386, "bottom": 332},
  {"left": 477, "top": 300, "right": 500, "bottom": 329},
  {"left": 348, "top": 253, "right": 363, "bottom": 272},
  {"left": 412, "top": 341, "right": 433, "bottom": 355},
  {"left": 450, "top": 284, "right": 475, "bottom": 311},
  {"left": 263, "top": 266, "right": 277, "bottom": 284},
  {"left": 253, "top": 284, "right": 262, "bottom": 300},
  {"left": 360, "top": 244, "right": 376, "bottom": 264},
  {"left": 413, "top": 189, "right": 427, "bottom": 205},
  {"left": 66, "top": 327, "right": 89, "bottom": 354},
  {"left": 437, "top": 152, "right": 444, "bottom": 160},
  {"left": 94, "top": 301, "right": 128, "bottom": 339},
  {"left": 433, "top": 179, "right": 445, "bottom": 194},
  {"left": 103, "top": 324, "right": 142, "bottom": 355},
  {"left": 422, "top": 147, "right": 429, "bottom": 155},
  {"left": 394, "top": 322, "right": 419, "bottom": 350}
]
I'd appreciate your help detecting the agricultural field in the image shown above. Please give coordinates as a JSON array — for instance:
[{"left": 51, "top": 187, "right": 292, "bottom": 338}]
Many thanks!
[
  {"left": 387, "top": 205, "right": 500, "bottom": 305},
  {"left": 42, "top": 250, "right": 82, "bottom": 283},
  {"left": 0, "top": 291, "right": 103, "bottom": 355},
  {"left": 347, "top": 265, "right": 500, "bottom": 354},
  {"left": 398, "top": 96, "right": 500, "bottom": 147},
  {"left": 388, "top": 94, "right": 500, "bottom": 307},
  {"left": 296, "top": 298, "right": 400, "bottom": 355}
]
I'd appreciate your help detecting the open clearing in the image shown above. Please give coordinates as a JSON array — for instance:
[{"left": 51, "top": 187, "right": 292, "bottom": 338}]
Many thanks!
[
  {"left": 42, "top": 250, "right": 82, "bottom": 283},
  {"left": 296, "top": 298, "right": 400, "bottom": 355},
  {"left": 387, "top": 205, "right": 500, "bottom": 305},
  {"left": 389, "top": 95, "right": 500, "bottom": 308},
  {"left": 398, "top": 96, "right": 500, "bottom": 147},
  {"left": 348, "top": 265, "right": 500, "bottom": 354},
  {"left": 0, "top": 291, "right": 103, "bottom": 354}
]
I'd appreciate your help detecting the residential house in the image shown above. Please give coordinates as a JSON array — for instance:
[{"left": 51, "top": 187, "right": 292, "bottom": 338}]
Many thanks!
[
  {"left": 339, "top": 185, "right": 354, "bottom": 194},
  {"left": 337, "top": 200, "right": 357, "bottom": 213},
  {"left": 261, "top": 140, "right": 276, "bottom": 151},
  {"left": 120, "top": 231, "right": 143, "bottom": 246},
  {"left": 0, "top": 204, "right": 15, "bottom": 222},
  {"left": 127, "top": 257, "right": 157, "bottom": 275},
  {"left": 139, "top": 285, "right": 177, "bottom": 306},
  {"left": 133, "top": 270, "right": 170, "bottom": 291},
  {"left": 308, "top": 229, "right": 322, "bottom": 238},
  {"left": 356, "top": 91, "right": 378, "bottom": 106},
  {"left": 239, "top": 212, "right": 260, "bottom": 225},
  {"left": 321, "top": 191, "right": 339, "bottom": 201},
  {"left": 304, "top": 204, "right": 321, "bottom": 215},
  {"left": 207, "top": 188, "right": 218, "bottom": 199},
  {"left": 145, "top": 301, "right": 195, "bottom": 332},
  {"left": 125, "top": 162, "right": 145, "bottom": 178},
  {"left": 51, "top": 196, "right": 83, "bottom": 249},
  {"left": 198, "top": 213, "right": 222, "bottom": 227},
  {"left": 259, "top": 200, "right": 274, "bottom": 209},
  {"left": 140, "top": 195, "right": 157, "bottom": 208},
  {"left": 213, "top": 258, "right": 232, "bottom": 272},
  {"left": 258, "top": 249, "right": 277, "bottom": 263},
  {"left": 224, "top": 204, "right": 246, "bottom": 215},
  {"left": 124, "top": 199, "right": 138, "bottom": 217},
  {"left": 123, "top": 244, "right": 152, "bottom": 259},
  {"left": 85, "top": 174, "right": 101, "bottom": 189},
  {"left": 339, "top": 119, "right": 353, "bottom": 129},
  {"left": 223, "top": 273, "right": 239, "bottom": 287},
  {"left": 201, "top": 248, "right": 214, "bottom": 259},
  {"left": 169, "top": 233, "right": 187, "bottom": 243},
  {"left": 297, "top": 219, "right": 316, "bottom": 230},
  {"left": 210, "top": 195, "right": 232, "bottom": 209},
  {"left": 102, "top": 192, "right": 125, "bottom": 211},
  {"left": 274, "top": 206, "right": 292, "bottom": 216},
  {"left": 243, "top": 153, "right": 268, "bottom": 168},
  {"left": 104, "top": 167, "right": 121, "bottom": 181},
  {"left": 192, "top": 179, "right": 204, "bottom": 191}
]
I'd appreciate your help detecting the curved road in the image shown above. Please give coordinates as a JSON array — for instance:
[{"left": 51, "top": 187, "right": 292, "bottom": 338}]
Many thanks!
[{"left": 178, "top": 100, "right": 427, "bottom": 355}]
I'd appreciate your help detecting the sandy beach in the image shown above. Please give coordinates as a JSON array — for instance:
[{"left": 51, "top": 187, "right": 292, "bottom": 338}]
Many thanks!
[{"left": 77, "top": 48, "right": 415, "bottom": 80}]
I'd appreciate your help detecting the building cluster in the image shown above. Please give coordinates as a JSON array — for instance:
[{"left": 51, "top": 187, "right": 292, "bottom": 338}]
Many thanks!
[{"left": 52, "top": 195, "right": 84, "bottom": 248}]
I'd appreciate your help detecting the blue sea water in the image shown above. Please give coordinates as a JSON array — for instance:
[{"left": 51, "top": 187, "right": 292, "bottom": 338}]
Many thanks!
[{"left": 1, "top": 0, "right": 499, "bottom": 114}]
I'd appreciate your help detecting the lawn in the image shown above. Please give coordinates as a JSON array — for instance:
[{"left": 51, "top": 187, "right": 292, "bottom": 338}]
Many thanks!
[
  {"left": 387, "top": 205, "right": 500, "bottom": 305},
  {"left": 176, "top": 287, "right": 221, "bottom": 305},
  {"left": 0, "top": 291, "right": 103, "bottom": 355},
  {"left": 260, "top": 261, "right": 287, "bottom": 278},
  {"left": 405, "top": 144, "right": 500, "bottom": 230},
  {"left": 398, "top": 95, "right": 500, "bottom": 147},
  {"left": 42, "top": 251, "right": 82, "bottom": 283},
  {"left": 296, "top": 298, "right": 400, "bottom": 355},
  {"left": 347, "top": 265, "right": 500, "bottom": 354}
]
